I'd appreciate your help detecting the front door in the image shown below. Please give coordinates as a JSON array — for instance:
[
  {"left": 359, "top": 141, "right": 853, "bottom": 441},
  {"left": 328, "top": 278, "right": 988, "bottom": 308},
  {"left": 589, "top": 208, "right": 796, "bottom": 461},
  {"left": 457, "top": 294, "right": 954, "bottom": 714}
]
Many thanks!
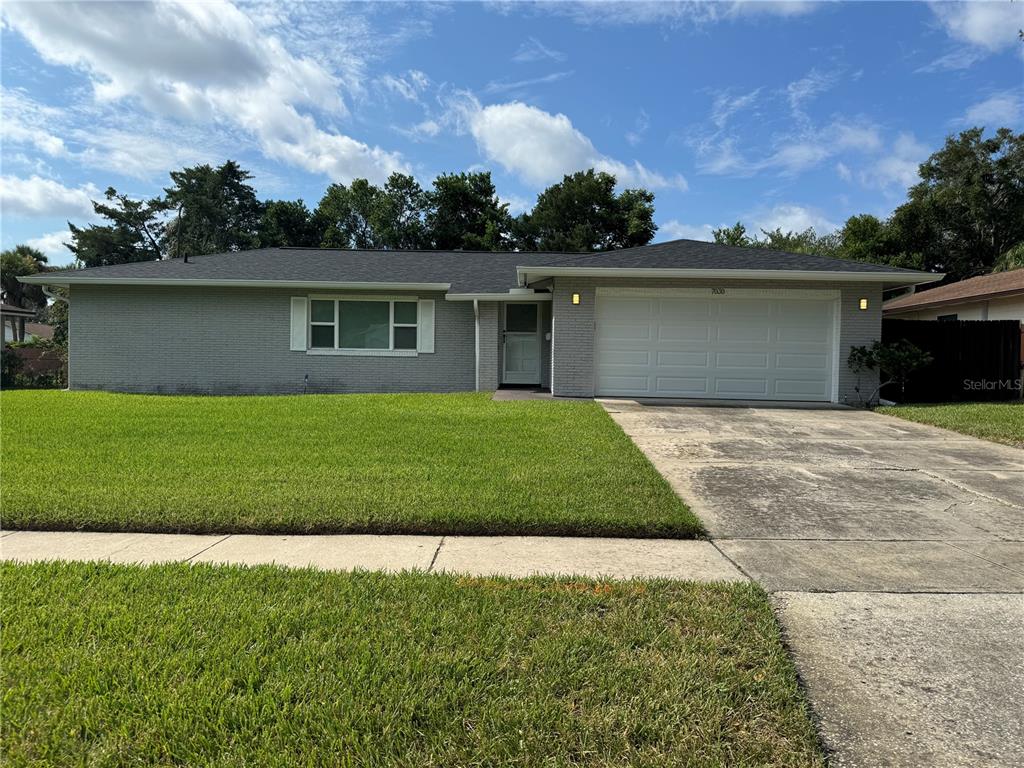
[{"left": 502, "top": 303, "right": 541, "bottom": 385}]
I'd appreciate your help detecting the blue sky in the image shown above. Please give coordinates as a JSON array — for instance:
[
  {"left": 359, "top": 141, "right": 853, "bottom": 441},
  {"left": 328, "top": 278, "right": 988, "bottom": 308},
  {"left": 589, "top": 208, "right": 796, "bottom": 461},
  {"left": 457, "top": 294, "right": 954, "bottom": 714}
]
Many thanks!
[{"left": 2, "top": 1, "right": 1022, "bottom": 266}]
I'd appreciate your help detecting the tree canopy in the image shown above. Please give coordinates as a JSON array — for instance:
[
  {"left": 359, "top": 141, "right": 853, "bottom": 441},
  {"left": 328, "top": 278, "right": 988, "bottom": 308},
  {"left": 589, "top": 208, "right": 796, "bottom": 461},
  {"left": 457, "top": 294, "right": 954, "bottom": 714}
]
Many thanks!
[
  {"left": 41, "top": 124, "right": 1021, "bottom": 287},
  {"left": 516, "top": 170, "right": 656, "bottom": 252},
  {"left": 1, "top": 245, "right": 48, "bottom": 311},
  {"left": 716, "top": 127, "right": 1023, "bottom": 283}
]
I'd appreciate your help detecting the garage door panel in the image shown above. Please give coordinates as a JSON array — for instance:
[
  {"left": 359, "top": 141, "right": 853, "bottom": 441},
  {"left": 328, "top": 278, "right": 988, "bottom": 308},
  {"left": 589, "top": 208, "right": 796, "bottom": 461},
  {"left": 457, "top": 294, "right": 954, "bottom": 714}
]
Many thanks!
[
  {"left": 602, "top": 349, "right": 651, "bottom": 366},
  {"left": 776, "top": 352, "right": 829, "bottom": 369},
  {"left": 655, "top": 377, "right": 709, "bottom": 395},
  {"left": 776, "top": 324, "right": 831, "bottom": 343},
  {"left": 775, "top": 379, "right": 830, "bottom": 398},
  {"left": 603, "top": 323, "right": 652, "bottom": 341},
  {"left": 658, "top": 350, "right": 709, "bottom": 367},
  {"left": 658, "top": 324, "right": 711, "bottom": 342},
  {"left": 659, "top": 300, "right": 712, "bottom": 321},
  {"left": 715, "top": 351, "right": 769, "bottom": 369},
  {"left": 596, "top": 293, "right": 836, "bottom": 402},
  {"left": 716, "top": 324, "right": 772, "bottom": 343},
  {"left": 715, "top": 378, "right": 769, "bottom": 395},
  {"left": 599, "top": 375, "right": 652, "bottom": 393}
]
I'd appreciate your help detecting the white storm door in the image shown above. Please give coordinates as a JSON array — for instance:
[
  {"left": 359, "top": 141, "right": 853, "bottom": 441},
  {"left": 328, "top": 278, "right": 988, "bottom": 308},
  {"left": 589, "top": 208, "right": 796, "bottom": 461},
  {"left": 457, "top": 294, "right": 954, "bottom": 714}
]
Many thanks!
[{"left": 502, "top": 303, "right": 541, "bottom": 384}]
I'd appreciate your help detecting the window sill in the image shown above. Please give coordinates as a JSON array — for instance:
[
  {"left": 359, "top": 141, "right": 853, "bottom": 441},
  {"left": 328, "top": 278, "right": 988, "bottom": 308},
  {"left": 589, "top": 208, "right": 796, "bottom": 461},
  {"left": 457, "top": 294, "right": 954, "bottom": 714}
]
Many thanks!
[{"left": 306, "top": 348, "right": 418, "bottom": 357}]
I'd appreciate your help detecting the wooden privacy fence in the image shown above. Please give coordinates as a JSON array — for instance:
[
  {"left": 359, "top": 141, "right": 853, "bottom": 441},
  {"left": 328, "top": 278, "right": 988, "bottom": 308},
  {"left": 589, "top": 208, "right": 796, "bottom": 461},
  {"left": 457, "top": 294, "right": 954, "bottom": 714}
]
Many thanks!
[{"left": 881, "top": 319, "right": 1023, "bottom": 403}]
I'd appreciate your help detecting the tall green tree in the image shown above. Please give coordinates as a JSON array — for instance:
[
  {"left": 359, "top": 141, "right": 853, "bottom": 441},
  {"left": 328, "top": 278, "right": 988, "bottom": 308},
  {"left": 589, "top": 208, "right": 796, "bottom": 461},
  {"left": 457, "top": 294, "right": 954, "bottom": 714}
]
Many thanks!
[
  {"left": 372, "top": 173, "right": 429, "bottom": 249},
  {"left": 314, "top": 179, "right": 383, "bottom": 249},
  {"left": 426, "top": 172, "right": 510, "bottom": 251},
  {"left": 163, "top": 161, "right": 263, "bottom": 258},
  {"left": 1, "top": 245, "right": 48, "bottom": 311},
  {"left": 711, "top": 222, "right": 750, "bottom": 246},
  {"left": 67, "top": 188, "right": 166, "bottom": 267},
  {"left": 516, "top": 170, "right": 656, "bottom": 252},
  {"left": 258, "top": 200, "right": 318, "bottom": 247},
  {"left": 901, "top": 127, "right": 1024, "bottom": 280}
]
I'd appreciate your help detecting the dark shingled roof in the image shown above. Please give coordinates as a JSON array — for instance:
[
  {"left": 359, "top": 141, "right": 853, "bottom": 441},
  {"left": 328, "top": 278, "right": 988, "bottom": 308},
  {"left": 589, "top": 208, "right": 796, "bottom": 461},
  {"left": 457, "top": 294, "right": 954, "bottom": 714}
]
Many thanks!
[
  {"left": 25, "top": 239, "right": 932, "bottom": 293},
  {"left": 528, "top": 239, "right": 926, "bottom": 274},
  {"left": 33, "top": 248, "right": 558, "bottom": 294}
]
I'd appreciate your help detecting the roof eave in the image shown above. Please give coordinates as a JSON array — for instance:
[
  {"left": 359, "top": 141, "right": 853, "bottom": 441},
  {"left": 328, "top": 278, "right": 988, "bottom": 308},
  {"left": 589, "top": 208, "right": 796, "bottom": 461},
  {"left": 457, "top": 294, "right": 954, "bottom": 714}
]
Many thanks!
[
  {"left": 883, "top": 286, "right": 1024, "bottom": 314},
  {"left": 17, "top": 276, "right": 452, "bottom": 292},
  {"left": 445, "top": 292, "right": 552, "bottom": 302},
  {"left": 516, "top": 265, "right": 943, "bottom": 288}
]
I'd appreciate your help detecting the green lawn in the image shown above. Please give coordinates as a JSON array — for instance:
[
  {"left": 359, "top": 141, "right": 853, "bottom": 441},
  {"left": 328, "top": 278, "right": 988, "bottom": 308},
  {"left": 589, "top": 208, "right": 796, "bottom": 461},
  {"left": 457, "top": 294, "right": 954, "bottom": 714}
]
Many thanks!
[
  {"left": 0, "top": 391, "right": 701, "bottom": 538},
  {"left": 1, "top": 561, "right": 824, "bottom": 767},
  {"left": 878, "top": 401, "right": 1024, "bottom": 447}
]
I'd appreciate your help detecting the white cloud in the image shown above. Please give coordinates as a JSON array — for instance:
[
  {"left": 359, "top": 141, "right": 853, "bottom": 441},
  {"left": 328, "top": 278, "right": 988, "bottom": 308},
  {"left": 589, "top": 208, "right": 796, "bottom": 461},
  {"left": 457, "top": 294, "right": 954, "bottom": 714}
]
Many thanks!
[
  {"left": 710, "top": 87, "right": 761, "bottom": 128},
  {"left": 400, "top": 119, "right": 442, "bottom": 141},
  {"left": 483, "top": 71, "right": 573, "bottom": 95},
  {"left": 929, "top": 1, "right": 1024, "bottom": 53},
  {"left": 960, "top": 91, "right": 1023, "bottom": 127},
  {"left": 786, "top": 68, "right": 840, "bottom": 122},
  {"left": 659, "top": 220, "right": 715, "bottom": 241},
  {"left": 916, "top": 46, "right": 986, "bottom": 73},
  {"left": 501, "top": 194, "right": 533, "bottom": 215},
  {"left": 0, "top": 175, "right": 98, "bottom": 217},
  {"left": 625, "top": 109, "right": 650, "bottom": 146},
  {"left": 830, "top": 119, "right": 882, "bottom": 152},
  {"left": 752, "top": 203, "right": 838, "bottom": 234},
  {"left": 512, "top": 37, "right": 566, "bottom": 63},
  {"left": 2, "top": 0, "right": 408, "bottom": 184},
  {"left": 378, "top": 70, "right": 431, "bottom": 102},
  {"left": 453, "top": 95, "right": 687, "bottom": 190},
  {"left": 836, "top": 161, "right": 852, "bottom": 181},
  {"left": 26, "top": 229, "right": 74, "bottom": 265},
  {"left": 0, "top": 88, "right": 68, "bottom": 157},
  {"left": 859, "top": 133, "right": 929, "bottom": 190},
  {"left": 527, "top": 1, "right": 819, "bottom": 27}
]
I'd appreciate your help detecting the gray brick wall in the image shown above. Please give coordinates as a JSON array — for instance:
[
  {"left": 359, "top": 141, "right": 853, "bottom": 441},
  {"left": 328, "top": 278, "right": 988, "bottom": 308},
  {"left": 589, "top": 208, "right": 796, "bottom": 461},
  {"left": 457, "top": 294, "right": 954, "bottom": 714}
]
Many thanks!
[
  {"left": 477, "top": 301, "right": 500, "bottom": 391},
  {"left": 550, "top": 277, "right": 883, "bottom": 403},
  {"left": 70, "top": 285, "right": 476, "bottom": 394}
]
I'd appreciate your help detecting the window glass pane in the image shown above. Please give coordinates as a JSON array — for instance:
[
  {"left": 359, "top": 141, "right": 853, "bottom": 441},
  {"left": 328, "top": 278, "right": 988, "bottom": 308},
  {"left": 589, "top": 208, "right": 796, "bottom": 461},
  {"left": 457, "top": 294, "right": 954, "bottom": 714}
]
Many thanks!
[
  {"left": 505, "top": 303, "right": 538, "bottom": 332},
  {"left": 310, "top": 300, "right": 334, "bottom": 323},
  {"left": 339, "top": 301, "right": 390, "bottom": 349},
  {"left": 393, "top": 326, "right": 417, "bottom": 350},
  {"left": 394, "top": 301, "right": 417, "bottom": 325},
  {"left": 310, "top": 325, "right": 334, "bottom": 348}
]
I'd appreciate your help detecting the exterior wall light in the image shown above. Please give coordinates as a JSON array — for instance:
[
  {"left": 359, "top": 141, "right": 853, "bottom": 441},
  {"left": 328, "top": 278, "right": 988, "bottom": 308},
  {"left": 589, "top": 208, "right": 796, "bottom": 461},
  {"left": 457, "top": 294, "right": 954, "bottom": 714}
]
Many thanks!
[
  {"left": 859, "top": 298, "right": 869, "bottom": 310},
  {"left": 571, "top": 292, "right": 581, "bottom": 305}
]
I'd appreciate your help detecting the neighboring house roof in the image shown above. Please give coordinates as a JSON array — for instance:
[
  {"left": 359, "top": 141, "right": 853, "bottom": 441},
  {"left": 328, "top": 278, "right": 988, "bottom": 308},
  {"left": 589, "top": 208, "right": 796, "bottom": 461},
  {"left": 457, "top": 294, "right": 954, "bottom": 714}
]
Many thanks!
[
  {"left": 20, "top": 239, "right": 940, "bottom": 295},
  {"left": 883, "top": 268, "right": 1024, "bottom": 314},
  {"left": 25, "top": 322, "right": 54, "bottom": 340},
  {"left": 1, "top": 302, "right": 36, "bottom": 318}
]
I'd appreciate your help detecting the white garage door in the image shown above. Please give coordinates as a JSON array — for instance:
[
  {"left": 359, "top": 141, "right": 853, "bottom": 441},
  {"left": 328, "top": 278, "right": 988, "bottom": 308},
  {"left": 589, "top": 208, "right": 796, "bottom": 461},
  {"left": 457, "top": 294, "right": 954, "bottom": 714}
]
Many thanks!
[{"left": 595, "top": 288, "right": 837, "bottom": 401}]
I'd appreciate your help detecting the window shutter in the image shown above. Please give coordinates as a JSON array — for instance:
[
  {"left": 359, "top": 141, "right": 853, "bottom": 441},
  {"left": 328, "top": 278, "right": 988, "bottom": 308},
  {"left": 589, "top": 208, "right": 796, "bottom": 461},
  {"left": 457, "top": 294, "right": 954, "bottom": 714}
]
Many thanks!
[
  {"left": 290, "top": 297, "right": 307, "bottom": 351},
  {"left": 417, "top": 299, "right": 435, "bottom": 353}
]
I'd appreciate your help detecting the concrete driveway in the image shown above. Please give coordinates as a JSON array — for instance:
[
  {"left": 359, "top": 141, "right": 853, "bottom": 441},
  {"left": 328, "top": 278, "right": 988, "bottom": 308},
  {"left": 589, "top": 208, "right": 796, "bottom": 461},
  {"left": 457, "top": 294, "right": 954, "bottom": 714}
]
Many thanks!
[{"left": 603, "top": 400, "right": 1024, "bottom": 768}]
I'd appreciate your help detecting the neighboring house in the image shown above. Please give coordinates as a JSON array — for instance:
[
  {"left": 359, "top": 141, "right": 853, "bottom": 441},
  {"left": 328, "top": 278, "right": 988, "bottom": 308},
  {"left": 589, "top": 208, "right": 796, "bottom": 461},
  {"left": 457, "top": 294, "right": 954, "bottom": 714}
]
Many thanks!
[
  {"left": 19, "top": 239, "right": 938, "bottom": 403},
  {"left": 883, "top": 268, "right": 1024, "bottom": 322},
  {"left": 0, "top": 303, "right": 38, "bottom": 344}
]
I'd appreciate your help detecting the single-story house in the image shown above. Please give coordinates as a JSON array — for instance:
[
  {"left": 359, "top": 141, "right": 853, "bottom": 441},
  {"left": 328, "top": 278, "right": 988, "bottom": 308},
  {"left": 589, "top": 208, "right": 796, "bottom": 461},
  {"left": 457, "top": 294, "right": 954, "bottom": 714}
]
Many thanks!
[
  {"left": 883, "top": 268, "right": 1024, "bottom": 323},
  {"left": 20, "top": 239, "right": 939, "bottom": 403}
]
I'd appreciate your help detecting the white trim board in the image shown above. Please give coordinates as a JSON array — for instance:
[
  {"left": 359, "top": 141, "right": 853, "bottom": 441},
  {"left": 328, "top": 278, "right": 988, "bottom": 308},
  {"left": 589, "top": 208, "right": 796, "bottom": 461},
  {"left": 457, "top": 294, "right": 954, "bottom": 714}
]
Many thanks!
[
  {"left": 19, "top": 276, "right": 451, "bottom": 291},
  {"left": 597, "top": 286, "right": 841, "bottom": 300}
]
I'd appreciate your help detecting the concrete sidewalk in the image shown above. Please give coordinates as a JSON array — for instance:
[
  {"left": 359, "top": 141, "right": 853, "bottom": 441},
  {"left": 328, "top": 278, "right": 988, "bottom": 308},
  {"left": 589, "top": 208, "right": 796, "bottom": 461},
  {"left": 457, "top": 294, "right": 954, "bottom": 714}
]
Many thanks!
[{"left": 0, "top": 530, "right": 746, "bottom": 582}]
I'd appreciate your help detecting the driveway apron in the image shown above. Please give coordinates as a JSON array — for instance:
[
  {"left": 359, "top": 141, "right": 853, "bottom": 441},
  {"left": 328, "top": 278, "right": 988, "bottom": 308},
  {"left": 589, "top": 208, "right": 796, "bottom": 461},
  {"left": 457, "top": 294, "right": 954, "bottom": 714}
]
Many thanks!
[{"left": 603, "top": 399, "right": 1024, "bottom": 768}]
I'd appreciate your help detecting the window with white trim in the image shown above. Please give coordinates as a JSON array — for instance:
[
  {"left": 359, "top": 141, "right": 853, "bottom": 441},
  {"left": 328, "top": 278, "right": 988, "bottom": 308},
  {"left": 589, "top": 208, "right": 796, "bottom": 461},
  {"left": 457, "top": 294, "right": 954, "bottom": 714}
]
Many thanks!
[{"left": 309, "top": 299, "right": 418, "bottom": 350}]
